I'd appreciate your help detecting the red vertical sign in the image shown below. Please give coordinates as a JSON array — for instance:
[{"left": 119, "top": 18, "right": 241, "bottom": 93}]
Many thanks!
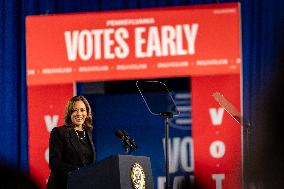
[
  {"left": 28, "top": 84, "right": 74, "bottom": 187},
  {"left": 191, "top": 74, "right": 241, "bottom": 189}
]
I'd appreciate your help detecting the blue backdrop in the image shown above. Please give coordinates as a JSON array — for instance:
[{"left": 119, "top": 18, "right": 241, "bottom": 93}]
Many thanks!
[
  {"left": 79, "top": 78, "right": 192, "bottom": 189},
  {"left": 0, "top": 0, "right": 284, "bottom": 178}
]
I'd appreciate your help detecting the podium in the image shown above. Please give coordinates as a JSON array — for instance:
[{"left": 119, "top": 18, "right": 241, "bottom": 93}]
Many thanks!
[{"left": 67, "top": 155, "right": 154, "bottom": 189}]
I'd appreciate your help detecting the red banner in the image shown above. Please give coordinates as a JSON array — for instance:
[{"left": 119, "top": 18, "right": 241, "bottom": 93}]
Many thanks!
[
  {"left": 26, "top": 3, "right": 242, "bottom": 189},
  {"left": 28, "top": 84, "right": 74, "bottom": 187},
  {"left": 191, "top": 74, "right": 241, "bottom": 189},
  {"left": 26, "top": 3, "right": 241, "bottom": 85}
]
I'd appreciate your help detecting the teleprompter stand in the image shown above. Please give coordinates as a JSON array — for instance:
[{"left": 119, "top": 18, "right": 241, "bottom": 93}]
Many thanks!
[
  {"left": 136, "top": 81, "right": 179, "bottom": 189},
  {"left": 212, "top": 92, "right": 252, "bottom": 188}
]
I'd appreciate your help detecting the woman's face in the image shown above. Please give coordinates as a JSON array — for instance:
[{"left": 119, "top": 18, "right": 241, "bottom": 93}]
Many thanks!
[{"left": 71, "top": 100, "right": 87, "bottom": 127}]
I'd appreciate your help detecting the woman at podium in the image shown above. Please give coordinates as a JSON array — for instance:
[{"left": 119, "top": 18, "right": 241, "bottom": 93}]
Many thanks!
[{"left": 47, "top": 96, "right": 96, "bottom": 189}]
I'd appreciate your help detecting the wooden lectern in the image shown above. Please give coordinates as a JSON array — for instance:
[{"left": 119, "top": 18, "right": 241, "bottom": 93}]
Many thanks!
[{"left": 67, "top": 155, "right": 154, "bottom": 189}]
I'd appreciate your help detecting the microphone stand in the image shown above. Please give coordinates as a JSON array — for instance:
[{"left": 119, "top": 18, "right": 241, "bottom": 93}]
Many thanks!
[
  {"left": 123, "top": 144, "right": 130, "bottom": 155},
  {"left": 136, "top": 80, "right": 178, "bottom": 189},
  {"left": 161, "top": 112, "right": 173, "bottom": 189},
  {"left": 116, "top": 130, "right": 137, "bottom": 155}
]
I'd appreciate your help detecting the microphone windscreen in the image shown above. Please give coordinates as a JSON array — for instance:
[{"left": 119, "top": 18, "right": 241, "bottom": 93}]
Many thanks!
[
  {"left": 115, "top": 130, "right": 124, "bottom": 139},
  {"left": 121, "top": 130, "right": 129, "bottom": 136}
]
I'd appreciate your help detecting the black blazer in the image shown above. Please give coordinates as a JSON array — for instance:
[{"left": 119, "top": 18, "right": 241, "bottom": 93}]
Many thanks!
[{"left": 46, "top": 125, "right": 96, "bottom": 189}]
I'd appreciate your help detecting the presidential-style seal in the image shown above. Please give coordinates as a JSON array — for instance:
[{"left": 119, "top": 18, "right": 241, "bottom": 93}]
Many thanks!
[{"left": 130, "top": 163, "right": 146, "bottom": 189}]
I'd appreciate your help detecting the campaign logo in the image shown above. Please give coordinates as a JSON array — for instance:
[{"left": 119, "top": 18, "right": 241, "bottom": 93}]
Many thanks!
[{"left": 130, "top": 163, "right": 146, "bottom": 189}]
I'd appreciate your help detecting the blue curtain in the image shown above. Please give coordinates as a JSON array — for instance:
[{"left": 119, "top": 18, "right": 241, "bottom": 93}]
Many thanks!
[{"left": 1, "top": 0, "right": 284, "bottom": 174}]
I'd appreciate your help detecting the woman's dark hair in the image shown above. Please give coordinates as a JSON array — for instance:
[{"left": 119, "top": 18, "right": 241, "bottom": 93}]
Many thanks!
[{"left": 64, "top": 96, "right": 93, "bottom": 131}]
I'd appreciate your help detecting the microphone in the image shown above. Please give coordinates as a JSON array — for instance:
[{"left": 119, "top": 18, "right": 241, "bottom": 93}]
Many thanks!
[{"left": 115, "top": 130, "right": 137, "bottom": 152}]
